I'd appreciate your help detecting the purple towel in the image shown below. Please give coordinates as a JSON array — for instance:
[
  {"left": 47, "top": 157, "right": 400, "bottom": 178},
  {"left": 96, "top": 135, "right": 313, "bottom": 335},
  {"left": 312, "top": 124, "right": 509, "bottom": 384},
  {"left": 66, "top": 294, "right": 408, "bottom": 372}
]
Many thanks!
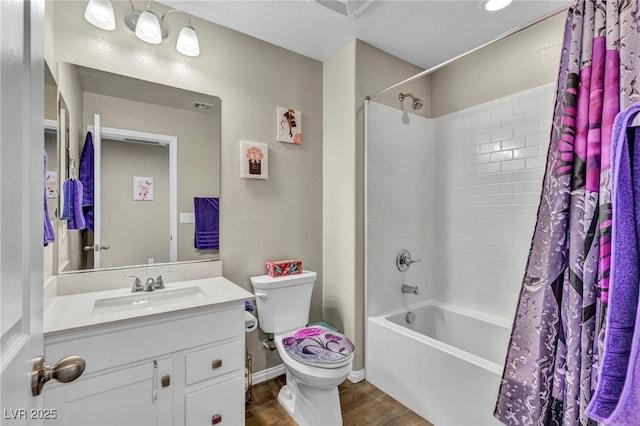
[
  {"left": 61, "top": 179, "right": 71, "bottom": 220},
  {"left": 79, "top": 132, "right": 94, "bottom": 231},
  {"left": 607, "top": 128, "right": 640, "bottom": 425},
  {"left": 44, "top": 154, "right": 55, "bottom": 246},
  {"left": 62, "top": 179, "right": 86, "bottom": 231},
  {"left": 194, "top": 197, "right": 219, "bottom": 250},
  {"left": 586, "top": 104, "right": 640, "bottom": 424}
]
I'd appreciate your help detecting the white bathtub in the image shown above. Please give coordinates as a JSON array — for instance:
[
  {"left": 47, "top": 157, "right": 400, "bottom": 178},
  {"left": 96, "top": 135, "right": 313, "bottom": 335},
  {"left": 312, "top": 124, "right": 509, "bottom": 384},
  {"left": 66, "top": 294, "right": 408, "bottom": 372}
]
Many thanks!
[{"left": 366, "top": 301, "right": 511, "bottom": 426}]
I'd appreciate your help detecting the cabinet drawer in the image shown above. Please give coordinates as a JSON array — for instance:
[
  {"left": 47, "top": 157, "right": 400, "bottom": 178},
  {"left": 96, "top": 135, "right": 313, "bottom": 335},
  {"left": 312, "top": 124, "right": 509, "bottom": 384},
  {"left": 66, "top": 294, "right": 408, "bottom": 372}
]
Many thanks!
[
  {"left": 185, "top": 339, "right": 242, "bottom": 385},
  {"left": 185, "top": 376, "right": 243, "bottom": 426}
]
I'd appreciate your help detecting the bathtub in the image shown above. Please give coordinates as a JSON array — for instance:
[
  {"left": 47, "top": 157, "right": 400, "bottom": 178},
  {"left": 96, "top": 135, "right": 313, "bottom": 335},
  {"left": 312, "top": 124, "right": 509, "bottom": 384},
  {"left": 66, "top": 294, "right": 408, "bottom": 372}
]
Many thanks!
[{"left": 366, "top": 301, "right": 511, "bottom": 426}]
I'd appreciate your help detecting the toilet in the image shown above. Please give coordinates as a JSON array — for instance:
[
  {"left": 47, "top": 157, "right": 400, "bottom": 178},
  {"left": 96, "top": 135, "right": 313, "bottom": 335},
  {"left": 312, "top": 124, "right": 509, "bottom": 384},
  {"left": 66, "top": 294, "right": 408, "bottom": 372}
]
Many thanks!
[{"left": 250, "top": 270, "right": 354, "bottom": 426}]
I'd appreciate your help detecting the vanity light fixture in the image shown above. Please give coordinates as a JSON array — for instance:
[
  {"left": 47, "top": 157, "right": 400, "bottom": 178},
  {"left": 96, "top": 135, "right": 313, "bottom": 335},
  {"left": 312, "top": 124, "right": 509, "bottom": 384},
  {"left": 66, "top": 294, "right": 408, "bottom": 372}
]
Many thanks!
[
  {"left": 133, "top": 9, "right": 163, "bottom": 44},
  {"left": 485, "top": 0, "right": 513, "bottom": 11},
  {"left": 84, "top": 0, "right": 200, "bottom": 57},
  {"left": 84, "top": 0, "right": 116, "bottom": 31},
  {"left": 176, "top": 24, "right": 200, "bottom": 57}
]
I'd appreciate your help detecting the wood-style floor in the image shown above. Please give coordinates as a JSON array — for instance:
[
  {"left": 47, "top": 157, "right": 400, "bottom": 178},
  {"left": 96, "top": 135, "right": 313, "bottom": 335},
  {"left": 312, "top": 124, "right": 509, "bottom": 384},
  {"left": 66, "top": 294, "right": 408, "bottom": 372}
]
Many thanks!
[{"left": 245, "top": 375, "right": 433, "bottom": 426}]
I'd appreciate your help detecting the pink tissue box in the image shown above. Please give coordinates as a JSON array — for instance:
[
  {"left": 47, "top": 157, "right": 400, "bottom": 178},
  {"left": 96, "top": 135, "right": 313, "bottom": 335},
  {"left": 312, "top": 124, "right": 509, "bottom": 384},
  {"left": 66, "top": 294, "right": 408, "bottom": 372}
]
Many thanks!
[{"left": 266, "top": 260, "right": 302, "bottom": 278}]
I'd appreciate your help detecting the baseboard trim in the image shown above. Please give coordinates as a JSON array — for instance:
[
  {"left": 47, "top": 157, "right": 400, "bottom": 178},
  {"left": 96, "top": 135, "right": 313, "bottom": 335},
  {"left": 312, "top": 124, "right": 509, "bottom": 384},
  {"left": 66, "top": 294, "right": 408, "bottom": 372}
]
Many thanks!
[
  {"left": 348, "top": 369, "right": 365, "bottom": 383},
  {"left": 252, "top": 364, "right": 286, "bottom": 385}
]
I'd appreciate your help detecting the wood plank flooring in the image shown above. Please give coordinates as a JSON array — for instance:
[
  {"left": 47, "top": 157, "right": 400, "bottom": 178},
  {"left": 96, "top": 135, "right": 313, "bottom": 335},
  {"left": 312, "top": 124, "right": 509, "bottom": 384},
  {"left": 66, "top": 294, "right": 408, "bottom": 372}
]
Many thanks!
[{"left": 245, "top": 375, "right": 433, "bottom": 426}]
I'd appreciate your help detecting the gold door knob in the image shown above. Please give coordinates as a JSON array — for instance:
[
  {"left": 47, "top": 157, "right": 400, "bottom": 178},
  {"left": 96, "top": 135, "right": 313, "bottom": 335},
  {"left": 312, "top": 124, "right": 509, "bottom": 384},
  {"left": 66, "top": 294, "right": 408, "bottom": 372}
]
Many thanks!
[{"left": 31, "top": 355, "right": 86, "bottom": 396}]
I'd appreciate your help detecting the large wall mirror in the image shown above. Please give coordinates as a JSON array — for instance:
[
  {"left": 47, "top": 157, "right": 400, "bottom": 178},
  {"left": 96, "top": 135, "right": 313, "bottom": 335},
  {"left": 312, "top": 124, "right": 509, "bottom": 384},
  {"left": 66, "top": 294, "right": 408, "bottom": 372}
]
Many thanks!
[{"left": 52, "top": 63, "right": 221, "bottom": 273}]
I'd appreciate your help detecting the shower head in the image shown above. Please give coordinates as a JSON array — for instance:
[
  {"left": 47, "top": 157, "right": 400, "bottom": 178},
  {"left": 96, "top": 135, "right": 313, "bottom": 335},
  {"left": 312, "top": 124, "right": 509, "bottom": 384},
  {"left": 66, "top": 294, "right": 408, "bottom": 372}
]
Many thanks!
[{"left": 399, "top": 93, "right": 424, "bottom": 110}]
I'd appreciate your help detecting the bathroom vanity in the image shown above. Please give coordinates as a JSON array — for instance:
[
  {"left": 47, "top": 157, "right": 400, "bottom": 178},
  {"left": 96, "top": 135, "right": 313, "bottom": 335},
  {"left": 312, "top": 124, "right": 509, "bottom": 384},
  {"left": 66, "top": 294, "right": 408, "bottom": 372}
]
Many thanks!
[{"left": 42, "top": 274, "right": 253, "bottom": 426}]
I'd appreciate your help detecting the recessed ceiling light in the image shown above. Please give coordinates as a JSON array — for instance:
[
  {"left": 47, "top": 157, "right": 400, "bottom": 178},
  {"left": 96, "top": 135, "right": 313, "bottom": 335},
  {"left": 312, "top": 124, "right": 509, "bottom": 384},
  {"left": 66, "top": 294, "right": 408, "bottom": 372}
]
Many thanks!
[{"left": 485, "top": 0, "right": 513, "bottom": 11}]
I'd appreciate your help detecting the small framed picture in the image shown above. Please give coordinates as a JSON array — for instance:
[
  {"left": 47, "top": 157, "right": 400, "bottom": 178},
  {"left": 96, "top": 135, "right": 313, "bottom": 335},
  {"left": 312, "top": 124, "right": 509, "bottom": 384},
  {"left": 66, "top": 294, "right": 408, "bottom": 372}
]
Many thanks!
[
  {"left": 46, "top": 171, "right": 58, "bottom": 199},
  {"left": 240, "top": 140, "right": 268, "bottom": 179},
  {"left": 133, "top": 176, "right": 154, "bottom": 200},
  {"left": 277, "top": 107, "right": 302, "bottom": 144}
]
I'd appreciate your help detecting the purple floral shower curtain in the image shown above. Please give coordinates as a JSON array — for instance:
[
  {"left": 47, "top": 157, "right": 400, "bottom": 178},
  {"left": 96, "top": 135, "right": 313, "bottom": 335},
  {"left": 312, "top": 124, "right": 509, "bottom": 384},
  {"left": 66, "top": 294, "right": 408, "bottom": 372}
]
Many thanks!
[{"left": 495, "top": 1, "right": 640, "bottom": 425}]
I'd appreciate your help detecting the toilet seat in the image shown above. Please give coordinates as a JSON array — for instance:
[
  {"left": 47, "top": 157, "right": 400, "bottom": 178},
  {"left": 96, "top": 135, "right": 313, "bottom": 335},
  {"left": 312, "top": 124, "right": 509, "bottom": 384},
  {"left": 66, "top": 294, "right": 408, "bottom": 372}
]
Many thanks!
[{"left": 279, "top": 326, "right": 354, "bottom": 369}]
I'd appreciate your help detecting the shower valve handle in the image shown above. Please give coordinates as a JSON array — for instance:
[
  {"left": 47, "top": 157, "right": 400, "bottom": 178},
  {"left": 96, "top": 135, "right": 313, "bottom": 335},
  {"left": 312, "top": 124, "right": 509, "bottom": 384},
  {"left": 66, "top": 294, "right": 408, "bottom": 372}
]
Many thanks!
[{"left": 396, "top": 249, "right": 420, "bottom": 272}]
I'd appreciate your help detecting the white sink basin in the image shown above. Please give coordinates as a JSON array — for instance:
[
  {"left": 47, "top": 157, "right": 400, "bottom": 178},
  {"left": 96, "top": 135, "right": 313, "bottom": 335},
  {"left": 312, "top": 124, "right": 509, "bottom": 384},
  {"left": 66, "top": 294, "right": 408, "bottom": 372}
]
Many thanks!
[{"left": 92, "top": 287, "right": 206, "bottom": 316}]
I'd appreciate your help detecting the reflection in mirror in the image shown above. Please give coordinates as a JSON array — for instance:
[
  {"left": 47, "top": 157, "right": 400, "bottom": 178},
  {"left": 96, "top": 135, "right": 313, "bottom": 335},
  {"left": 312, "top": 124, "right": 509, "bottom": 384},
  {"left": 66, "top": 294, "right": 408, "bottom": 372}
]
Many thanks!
[
  {"left": 44, "top": 62, "right": 59, "bottom": 277},
  {"left": 55, "top": 63, "right": 221, "bottom": 273},
  {"left": 57, "top": 96, "right": 71, "bottom": 273},
  {"left": 44, "top": 65, "right": 58, "bottom": 221}
]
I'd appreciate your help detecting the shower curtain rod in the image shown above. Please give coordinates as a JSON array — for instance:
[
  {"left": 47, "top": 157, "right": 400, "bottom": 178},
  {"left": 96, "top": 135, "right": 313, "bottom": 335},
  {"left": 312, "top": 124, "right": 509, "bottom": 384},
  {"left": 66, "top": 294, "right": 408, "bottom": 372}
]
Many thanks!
[{"left": 365, "top": 6, "right": 568, "bottom": 101}]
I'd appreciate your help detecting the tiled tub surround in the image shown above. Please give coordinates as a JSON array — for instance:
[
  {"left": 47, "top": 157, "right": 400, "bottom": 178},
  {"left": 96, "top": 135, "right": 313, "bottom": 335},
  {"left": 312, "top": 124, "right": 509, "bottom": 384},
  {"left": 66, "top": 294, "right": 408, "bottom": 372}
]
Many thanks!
[
  {"left": 432, "top": 83, "right": 553, "bottom": 319},
  {"left": 366, "top": 83, "right": 554, "bottom": 425},
  {"left": 367, "top": 82, "right": 554, "bottom": 320},
  {"left": 366, "top": 102, "right": 436, "bottom": 317}
]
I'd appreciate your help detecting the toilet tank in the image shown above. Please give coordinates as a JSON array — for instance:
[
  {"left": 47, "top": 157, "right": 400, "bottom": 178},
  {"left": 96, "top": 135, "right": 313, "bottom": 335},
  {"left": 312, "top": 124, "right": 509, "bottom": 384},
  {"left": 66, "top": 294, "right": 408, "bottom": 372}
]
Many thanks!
[{"left": 250, "top": 270, "right": 317, "bottom": 334}]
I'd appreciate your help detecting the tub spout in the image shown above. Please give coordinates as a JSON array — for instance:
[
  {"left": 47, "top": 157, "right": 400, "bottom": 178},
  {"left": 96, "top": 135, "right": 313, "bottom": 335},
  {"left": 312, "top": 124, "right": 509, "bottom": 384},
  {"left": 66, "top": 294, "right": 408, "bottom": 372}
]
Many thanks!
[{"left": 401, "top": 284, "right": 419, "bottom": 295}]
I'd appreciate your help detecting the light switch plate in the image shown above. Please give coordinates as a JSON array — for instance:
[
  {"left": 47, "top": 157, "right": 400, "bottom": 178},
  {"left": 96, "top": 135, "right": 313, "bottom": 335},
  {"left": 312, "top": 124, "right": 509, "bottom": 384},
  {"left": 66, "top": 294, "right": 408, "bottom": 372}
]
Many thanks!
[{"left": 180, "top": 212, "right": 195, "bottom": 224}]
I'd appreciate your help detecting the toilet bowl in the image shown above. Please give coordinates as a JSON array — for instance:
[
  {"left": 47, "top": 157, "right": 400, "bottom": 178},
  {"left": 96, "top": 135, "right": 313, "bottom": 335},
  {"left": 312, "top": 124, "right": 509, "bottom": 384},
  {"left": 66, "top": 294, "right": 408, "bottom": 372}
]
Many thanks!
[
  {"left": 250, "top": 271, "right": 355, "bottom": 426},
  {"left": 275, "top": 328, "right": 353, "bottom": 425}
]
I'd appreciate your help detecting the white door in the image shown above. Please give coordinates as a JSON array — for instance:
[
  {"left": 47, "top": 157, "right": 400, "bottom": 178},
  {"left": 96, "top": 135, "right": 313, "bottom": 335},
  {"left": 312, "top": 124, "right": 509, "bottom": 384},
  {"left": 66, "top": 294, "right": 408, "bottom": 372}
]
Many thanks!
[{"left": 1, "top": 0, "right": 44, "bottom": 421}]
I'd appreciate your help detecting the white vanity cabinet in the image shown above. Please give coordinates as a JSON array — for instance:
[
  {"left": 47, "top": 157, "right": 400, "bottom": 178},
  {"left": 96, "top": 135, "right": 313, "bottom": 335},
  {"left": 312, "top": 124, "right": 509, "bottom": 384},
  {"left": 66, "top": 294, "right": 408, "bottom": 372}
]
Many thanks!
[{"left": 43, "top": 302, "right": 246, "bottom": 426}]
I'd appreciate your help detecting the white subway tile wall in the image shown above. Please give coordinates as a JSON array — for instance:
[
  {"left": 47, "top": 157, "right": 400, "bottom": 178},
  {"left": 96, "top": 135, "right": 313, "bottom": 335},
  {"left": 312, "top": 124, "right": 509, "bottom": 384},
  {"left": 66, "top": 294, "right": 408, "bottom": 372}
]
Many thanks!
[
  {"left": 367, "top": 82, "right": 555, "bottom": 320},
  {"left": 433, "top": 83, "right": 553, "bottom": 319},
  {"left": 367, "top": 102, "right": 436, "bottom": 317}
]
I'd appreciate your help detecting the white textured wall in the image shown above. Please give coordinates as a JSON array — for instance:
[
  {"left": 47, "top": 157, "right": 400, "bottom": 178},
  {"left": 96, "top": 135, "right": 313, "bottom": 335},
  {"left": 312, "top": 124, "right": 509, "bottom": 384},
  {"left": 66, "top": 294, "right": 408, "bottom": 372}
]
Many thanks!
[
  {"left": 430, "top": 13, "right": 564, "bottom": 117},
  {"left": 48, "top": 0, "right": 323, "bottom": 374},
  {"left": 366, "top": 83, "right": 554, "bottom": 321},
  {"left": 323, "top": 40, "right": 428, "bottom": 371},
  {"left": 366, "top": 102, "right": 435, "bottom": 316},
  {"left": 323, "top": 41, "right": 357, "bottom": 356}
]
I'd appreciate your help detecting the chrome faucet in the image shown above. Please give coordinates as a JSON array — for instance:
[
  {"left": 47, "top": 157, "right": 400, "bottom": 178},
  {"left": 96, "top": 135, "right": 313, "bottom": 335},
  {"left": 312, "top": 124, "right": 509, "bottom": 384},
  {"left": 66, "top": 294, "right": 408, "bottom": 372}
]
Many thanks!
[
  {"left": 126, "top": 272, "right": 171, "bottom": 293},
  {"left": 143, "top": 277, "right": 156, "bottom": 292},
  {"left": 126, "top": 275, "right": 143, "bottom": 293},
  {"left": 154, "top": 271, "right": 170, "bottom": 290},
  {"left": 154, "top": 274, "right": 165, "bottom": 290},
  {"left": 401, "top": 284, "right": 420, "bottom": 295}
]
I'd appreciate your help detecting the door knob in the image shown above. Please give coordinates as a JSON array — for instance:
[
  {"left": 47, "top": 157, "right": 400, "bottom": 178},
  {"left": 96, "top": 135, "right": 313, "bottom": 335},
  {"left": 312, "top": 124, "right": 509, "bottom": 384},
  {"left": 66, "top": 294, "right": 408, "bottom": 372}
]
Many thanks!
[{"left": 31, "top": 355, "right": 86, "bottom": 396}]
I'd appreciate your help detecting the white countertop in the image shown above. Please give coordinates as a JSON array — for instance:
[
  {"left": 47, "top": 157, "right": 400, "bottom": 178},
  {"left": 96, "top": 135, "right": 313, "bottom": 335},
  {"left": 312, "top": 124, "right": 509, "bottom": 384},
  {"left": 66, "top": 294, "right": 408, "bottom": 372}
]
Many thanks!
[{"left": 44, "top": 276, "right": 255, "bottom": 335}]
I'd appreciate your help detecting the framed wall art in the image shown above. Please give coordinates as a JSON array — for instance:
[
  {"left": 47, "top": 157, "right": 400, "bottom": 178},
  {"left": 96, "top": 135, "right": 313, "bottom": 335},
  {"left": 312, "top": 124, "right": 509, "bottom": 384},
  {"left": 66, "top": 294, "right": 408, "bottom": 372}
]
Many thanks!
[
  {"left": 240, "top": 140, "right": 268, "bottom": 179},
  {"left": 277, "top": 107, "right": 302, "bottom": 145},
  {"left": 133, "top": 176, "right": 154, "bottom": 200}
]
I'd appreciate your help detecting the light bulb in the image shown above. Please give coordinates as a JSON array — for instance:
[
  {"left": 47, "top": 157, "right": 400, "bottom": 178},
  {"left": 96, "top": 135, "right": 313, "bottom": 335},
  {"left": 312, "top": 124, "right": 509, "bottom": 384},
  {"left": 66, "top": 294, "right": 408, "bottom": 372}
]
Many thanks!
[
  {"left": 176, "top": 26, "right": 200, "bottom": 57},
  {"left": 135, "top": 10, "right": 162, "bottom": 44},
  {"left": 485, "top": 0, "right": 512, "bottom": 11},
  {"left": 84, "top": 0, "right": 115, "bottom": 31}
]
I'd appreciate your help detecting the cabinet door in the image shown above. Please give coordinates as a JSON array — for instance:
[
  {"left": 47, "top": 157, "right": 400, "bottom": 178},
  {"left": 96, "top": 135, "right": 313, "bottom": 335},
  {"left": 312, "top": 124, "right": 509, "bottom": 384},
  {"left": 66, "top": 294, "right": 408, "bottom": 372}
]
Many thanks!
[
  {"left": 45, "top": 358, "right": 172, "bottom": 426},
  {"left": 185, "top": 376, "right": 244, "bottom": 426}
]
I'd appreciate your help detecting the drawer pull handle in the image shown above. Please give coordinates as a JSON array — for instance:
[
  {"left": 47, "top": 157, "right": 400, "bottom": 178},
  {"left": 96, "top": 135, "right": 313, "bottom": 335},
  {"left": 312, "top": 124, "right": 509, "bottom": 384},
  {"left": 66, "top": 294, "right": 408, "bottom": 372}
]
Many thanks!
[
  {"left": 161, "top": 375, "right": 170, "bottom": 387},
  {"left": 211, "top": 414, "right": 222, "bottom": 425},
  {"left": 212, "top": 359, "right": 222, "bottom": 369}
]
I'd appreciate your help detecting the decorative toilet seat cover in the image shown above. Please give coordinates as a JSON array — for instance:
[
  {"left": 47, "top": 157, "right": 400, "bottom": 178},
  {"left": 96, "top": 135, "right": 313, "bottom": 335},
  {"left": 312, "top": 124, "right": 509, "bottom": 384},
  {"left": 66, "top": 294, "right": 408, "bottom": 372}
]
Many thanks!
[{"left": 282, "top": 326, "right": 354, "bottom": 364}]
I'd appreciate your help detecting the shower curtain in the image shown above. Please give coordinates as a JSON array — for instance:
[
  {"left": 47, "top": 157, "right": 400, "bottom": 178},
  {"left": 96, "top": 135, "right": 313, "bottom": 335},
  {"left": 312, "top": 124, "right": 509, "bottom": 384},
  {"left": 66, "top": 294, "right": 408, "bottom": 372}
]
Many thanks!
[{"left": 495, "top": 1, "right": 640, "bottom": 425}]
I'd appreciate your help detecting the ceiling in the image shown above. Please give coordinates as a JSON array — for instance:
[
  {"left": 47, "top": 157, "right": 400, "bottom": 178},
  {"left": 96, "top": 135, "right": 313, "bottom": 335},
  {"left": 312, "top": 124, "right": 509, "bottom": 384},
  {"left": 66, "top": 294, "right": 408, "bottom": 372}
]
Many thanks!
[{"left": 159, "top": 0, "right": 570, "bottom": 70}]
